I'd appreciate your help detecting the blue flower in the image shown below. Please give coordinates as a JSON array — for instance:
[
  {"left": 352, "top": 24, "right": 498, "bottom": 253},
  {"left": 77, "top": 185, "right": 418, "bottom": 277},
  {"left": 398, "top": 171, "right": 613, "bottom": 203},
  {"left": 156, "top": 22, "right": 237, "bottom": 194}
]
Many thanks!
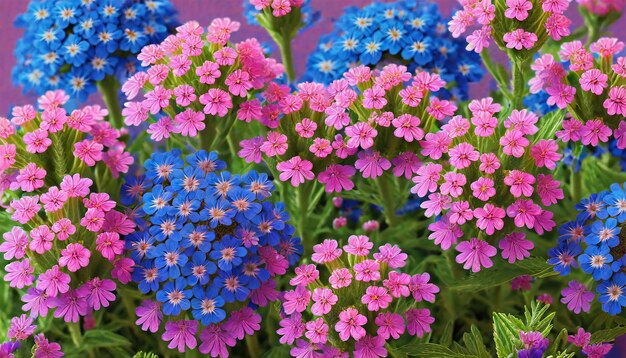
[
  {"left": 150, "top": 239, "right": 188, "bottom": 278},
  {"left": 144, "top": 150, "right": 184, "bottom": 184},
  {"left": 228, "top": 187, "right": 262, "bottom": 221},
  {"left": 186, "top": 150, "right": 226, "bottom": 175},
  {"left": 132, "top": 260, "right": 163, "bottom": 294},
  {"left": 242, "top": 170, "right": 274, "bottom": 200},
  {"left": 359, "top": 32, "right": 384, "bottom": 65},
  {"left": 191, "top": 285, "right": 226, "bottom": 325},
  {"left": 215, "top": 269, "right": 250, "bottom": 303},
  {"left": 586, "top": 218, "right": 620, "bottom": 248},
  {"left": 13, "top": 0, "right": 178, "bottom": 100},
  {"left": 126, "top": 231, "right": 156, "bottom": 262},
  {"left": 240, "top": 257, "right": 270, "bottom": 290},
  {"left": 169, "top": 166, "right": 208, "bottom": 198},
  {"left": 604, "top": 183, "right": 626, "bottom": 222},
  {"left": 596, "top": 273, "right": 626, "bottom": 315},
  {"left": 579, "top": 246, "right": 614, "bottom": 281},
  {"left": 210, "top": 236, "right": 247, "bottom": 271},
  {"left": 557, "top": 219, "right": 589, "bottom": 244},
  {"left": 182, "top": 252, "right": 217, "bottom": 286},
  {"left": 148, "top": 215, "right": 184, "bottom": 242},
  {"left": 575, "top": 192, "right": 609, "bottom": 222},
  {"left": 180, "top": 224, "right": 214, "bottom": 252},
  {"left": 156, "top": 277, "right": 191, "bottom": 316},
  {"left": 142, "top": 184, "right": 173, "bottom": 217},
  {"left": 547, "top": 241, "right": 581, "bottom": 276},
  {"left": 402, "top": 32, "right": 433, "bottom": 65},
  {"left": 204, "top": 198, "right": 236, "bottom": 228}
]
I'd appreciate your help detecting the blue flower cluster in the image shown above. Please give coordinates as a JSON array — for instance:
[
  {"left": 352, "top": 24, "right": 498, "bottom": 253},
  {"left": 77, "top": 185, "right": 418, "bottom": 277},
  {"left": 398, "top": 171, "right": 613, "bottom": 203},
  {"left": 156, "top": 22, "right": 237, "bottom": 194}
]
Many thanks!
[
  {"left": 243, "top": 0, "right": 319, "bottom": 32},
  {"left": 12, "top": 0, "right": 178, "bottom": 102},
  {"left": 301, "top": 1, "right": 483, "bottom": 99},
  {"left": 549, "top": 185, "right": 626, "bottom": 315},
  {"left": 124, "top": 149, "right": 302, "bottom": 325}
]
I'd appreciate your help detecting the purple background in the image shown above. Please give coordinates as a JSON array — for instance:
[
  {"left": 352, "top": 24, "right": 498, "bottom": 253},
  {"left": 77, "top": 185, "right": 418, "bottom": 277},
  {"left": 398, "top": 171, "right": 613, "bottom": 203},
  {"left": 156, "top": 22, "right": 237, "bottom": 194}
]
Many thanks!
[{"left": 0, "top": 0, "right": 624, "bottom": 354}]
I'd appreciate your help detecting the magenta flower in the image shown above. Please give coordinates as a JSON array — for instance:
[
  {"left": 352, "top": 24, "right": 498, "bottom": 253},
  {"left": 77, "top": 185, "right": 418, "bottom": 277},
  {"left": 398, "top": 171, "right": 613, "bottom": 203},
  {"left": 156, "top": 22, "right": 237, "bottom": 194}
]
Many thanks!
[
  {"left": 561, "top": 280, "right": 594, "bottom": 314},
  {"left": 59, "top": 243, "right": 91, "bottom": 272},
  {"left": 604, "top": 86, "right": 626, "bottom": 116},
  {"left": 22, "top": 288, "right": 53, "bottom": 318},
  {"left": 354, "top": 260, "right": 381, "bottom": 282},
  {"left": 343, "top": 235, "right": 373, "bottom": 256},
  {"left": 354, "top": 151, "right": 391, "bottom": 179},
  {"left": 36, "top": 265, "right": 71, "bottom": 297},
  {"left": 504, "top": 170, "right": 535, "bottom": 198},
  {"left": 199, "top": 323, "right": 236, "bottom": 357},
  {"left": 0, "top": 227, "right": 29, "bottom": 260},
  {"left": 311, "top": 240, "right": 342, "bottom": 263},
  {"left": 354, "top": 335, "right": 387, "bottom": 357},
  {"left": 410, "top": 163, "right": 442, "bottom": 198},
  {"left": 52, "top": 288, "right": 88, "bottom": 323},
  {"left": 304, "top": 318, "right": 328, "bottom": 344},
  {"left": 345, "top": 122, "right": 377, "bottom": 149},
  {"left": 335, "top": 308, "right": 367, "bottom": 341},
  {"left": 500, "top": 130, "right": 529, "bottom": 157},
  {"left": 375, "top": 312, "right": 405, "bottom": 339},
  {"left": 318, "top": 164, "right": 355, "bottom": 193},
  {"left": 83, "top": 278, "right": 116, "bottom": 310},
  {"left": 289, "top": 264, "right": 319, "bottom": 287},
  {"left": 162, "top": 320, "right": 198, "bottom": 353},
  {"left": 4, "top": 259, "right": 34, "bottom": 288},
  {"left": 580, "top": 119, "right": 611, "bottom": 146},
  {"left": 136, "top": 300, "right": 163, "bottom": 333},
  {"left": 392, "top": 114, "right": 424, "bottom": 142},
  {"left": 499, "top": 232, "right": 534, "bottom": 263},
  {"left": 503, "top": 29, "right": 538, "bottom": 50},
  {"left": 329, "top": 268, "right": 352, "bottom": 289},
  {"left": 455, "top": 237, "right": 497, "bottom": 272},
  {"left": 504, "top": 0, "right": 533, "bottom": 21},
  {"left": 568, "top": 327, "right": 591, "bottom": 348},
  {"left": 427, "top": 214, "right": 463, "bottom": 250},
  {"left": 283, "top": 285, "right": 311, "bottom": 314},
  {"left": 406, "top": 308, "right": 434, "bottom": 337},
  {"left": 8, "top": 314, "right": 36, "bottom": 341},
  {"left": 362, "top": 85, "right": 387, "bottom": 109},
  {"left": 277, "top": 312, "right": 305, "bottom": 345},
  {"left": 383, "top": 271, "right": 411, "bottom": 298},
  {"left": 277, "top": 156, "right": 314, "bottom": 187},
  {"left": 507, "top": 199, "right": 542, "bottom": 229},
  {"left": 361, "top": 286, "right": 392, "bottom": 311},
  {"left": 409, "top": 273, "right": 440, "bottom": 303},
  {"left": 530, "top": 140, "right": 562, "bottom": 169},
  {"left": 223, "top": 308, "right": 261, "bottom": 340},
  {"left": 311, "top": 288, "right": 338, "bottom": 316},
  {"left": 474, "top": 204, "right": 505, "bottom": 235},
  {"left": 470, "top": 177, "right": 496, "bottom": 201},
  {"left": 374, "top": 244, "right": 407, "bottom": 268}
]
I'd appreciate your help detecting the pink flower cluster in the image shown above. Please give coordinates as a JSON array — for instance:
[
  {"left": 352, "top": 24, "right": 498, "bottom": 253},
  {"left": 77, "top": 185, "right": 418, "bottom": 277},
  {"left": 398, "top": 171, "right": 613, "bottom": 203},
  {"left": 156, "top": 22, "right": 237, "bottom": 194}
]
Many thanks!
[
  {"left": 5, "top": 315, "right": 64, "bottom": 357},
  {"left": 0, "top": 92, "right": 135, "bottom": 324},
  {"left": 531, "top": 37, "right": 626, "bottom": 146},
  {"left": 122, "top": 19, "right": 283, "bottom": 141},
  {"left": 277, "top": 236, "right": 438, "bottom": 357},
  {"left": 415, "top": 98, "right": 564, "bottom": 271},
  {"left": 449, "top": 0, "right": 572, "bottom": 53},
  {"left": 577, "top": 0, "right": 625, "bottom": 15},
  {"left": 240, "top": 64, "right": 453, "bottom": 193},
  {"left": 249, "top": 0, "right": 305, "bottom": 16}
]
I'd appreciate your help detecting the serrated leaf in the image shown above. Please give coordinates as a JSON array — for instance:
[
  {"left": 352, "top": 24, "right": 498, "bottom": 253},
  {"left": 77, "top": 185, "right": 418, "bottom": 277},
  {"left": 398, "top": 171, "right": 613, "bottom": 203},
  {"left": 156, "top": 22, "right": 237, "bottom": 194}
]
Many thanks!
[
  {"left": 590, "top": 326, "right": 626, "bottom": 344},
  {"left": 392, "top": 343, "right": 478, "bottom": 357},
  {"left": 133, "top": 352, "right": 159, "bottom": 358},
  {"left": 462, "top": 326, "right": 491, "bottom": 358},
  {"left": 81, "top": 329, "right": 132, "bottom": 350}
]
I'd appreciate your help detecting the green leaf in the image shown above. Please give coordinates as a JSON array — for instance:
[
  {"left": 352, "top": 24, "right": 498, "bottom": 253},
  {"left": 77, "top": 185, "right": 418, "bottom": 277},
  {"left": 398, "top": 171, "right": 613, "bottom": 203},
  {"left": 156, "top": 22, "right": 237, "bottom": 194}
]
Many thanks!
[
  {"left": 462, "top": 326, "right": 491, "bottom": 358},
  {"left": 581, "top": 158, "right": 626, "bottom": 196},
  {"left": 81, "top": 329, "right": 132, "bottom": 350},
  {"left": 590, "top": 326, "right": 626, "bottom": 344},
  {"left": 391, "top": 343, "right": 478, "bottom": 357},
  {"left": 133, "top": 352, "right": 159, "bottom": 358}
]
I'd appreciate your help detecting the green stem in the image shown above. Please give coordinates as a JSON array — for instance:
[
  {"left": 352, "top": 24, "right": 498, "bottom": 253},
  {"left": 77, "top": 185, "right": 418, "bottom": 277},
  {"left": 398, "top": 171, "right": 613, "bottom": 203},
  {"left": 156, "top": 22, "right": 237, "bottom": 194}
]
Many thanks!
[
  {"left": 511, "top": 60, "right": 526, "bottom": 109},
  {"left": 376, "top": 175, "right": 400, "bottom": 226},
  {"left": 296, "top": 185, "right": 312, "bottom": 252},
  {"left": 571, "top": 168, "right": 582, "bottom": 203},
  {"left": 97, "top": 75, "right": 124, "bottom": 129},
  {"left": 68, "top": 322, "right": 83, "bottom": 348},
  {"left": 245, "top": 334, "right": 261, "bottom": 358},
  {"left": 277, "top": 37, "right": 297, "bottom": 83}
]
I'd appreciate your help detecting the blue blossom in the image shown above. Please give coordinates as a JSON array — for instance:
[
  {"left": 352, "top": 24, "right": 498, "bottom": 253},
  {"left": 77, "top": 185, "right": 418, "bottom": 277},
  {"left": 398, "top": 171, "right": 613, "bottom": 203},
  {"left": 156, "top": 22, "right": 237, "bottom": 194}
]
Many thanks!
[
  {"left": 156, "top": 277, "right": 191, "bottom": 316},
  {"left": 579, "top": 245, "right": 614, "bottom": 281},
  {"left": 547, "top": 241, "right": 581, "bottom": 276},
  {"left": 557, "top": 219, "right": 589, "bottom": 244},
  {"left": 575, "top": 192, "right": 609, "bottom": 222},
  {"left": 182, "top": 252, "right": 216, "bottom": 286},
  {"left": 142, "top": 184, "right": 173, "bottom": 217},
  {"left": 150, "top": 239, "right": 188, "bottom": 278},
  {"left": 215, "top": 268, "right": 250, "bottom": 303},
  {"left": 242, "top": 170, "right": 274, "bottom": 200},
  {"left": 13, "top": 0, "right": 178, "bottom": 100},
  {"left": 133, "top": 260, "right": 164, "bottom": 294},
  {"left": 191, "top": 285, "right": 226, "bottom": 325},
  {"left": 180, "top": 224, "right": 214, "bottom": 252},
  {"left": 604, "top": 183, "right": 626, "bottom": 222},
  {"left": 302, "top": 1, "right": 483, "bottom": 100},
  {"left": 210, "top": 236, "right": 247, "bottom": 271},
  {"left": 596, "top": 273, "right": 626, "bottom": 315},
  {"left": 586, "top": 218, "right": 620, "bottom": 248}
]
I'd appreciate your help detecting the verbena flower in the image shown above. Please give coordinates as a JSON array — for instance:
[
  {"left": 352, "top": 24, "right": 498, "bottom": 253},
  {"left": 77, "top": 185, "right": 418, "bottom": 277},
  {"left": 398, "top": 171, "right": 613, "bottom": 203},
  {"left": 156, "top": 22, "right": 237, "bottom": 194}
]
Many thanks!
[
  {"left": 449, "top": 0, "right": 572, "bottom": 57},
  {"left": 240, "top": 64, "right": 450, "bottom": 194},
  {"left": 124, "top": 149, "right": 302, "bottom": 354},
  {"left": 531, "top": 37, "right": 626, "bottom": 141},
  {"left": 276, "top": 236, "right": 438, "bottom": 356},
  {"left": 303, "top": 1, "right": 483, "bottom": 99},
  {"left": 121, "top": 19, "right": 283, "bottom": 144},
  {"left": 0, "top": 91, "right": 134, "bottom": 326},
  {"left": 13, "top": 0, "right": 179, "bottom": 102},
  {"left": 549, "top": 183, "right": 626, "bottom": 315},
  {"left": 420, "top": 97, "right": 564, "bottom": 271}
]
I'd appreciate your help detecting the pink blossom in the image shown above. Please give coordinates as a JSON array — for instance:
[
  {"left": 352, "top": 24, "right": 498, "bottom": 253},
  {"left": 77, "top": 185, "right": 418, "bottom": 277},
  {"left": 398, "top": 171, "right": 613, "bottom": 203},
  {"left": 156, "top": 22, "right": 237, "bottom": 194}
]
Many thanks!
[
  {"left": 376, "top": 313, "right": 405, "bottom": 340},
  {"left": 311, "top": 239, "right": 342, "bottom": 263},
  {"left": 10, "top": 195, "right": 41, "bottom": 224},
  {"left": 503, "top": 29, "right": 537, "bottom": 50},
  {"left": 22, "top": 288, "right": 52, "bottom": 318},
  {"left": 546, "top": 83, "right": 576, "bottom": 109},
  {"left": 374, "top": 244, "right": 407, "bottom": 268},
  {"left": 449, "top": 142, "right": 479, "bottom": 169},
  {"left": 277, "top": 313, "right": 305, "bottom": 345},
  {"left": 604, "top": 86, "right": 626, "bottom": 116},
  {"left": 474, "top": 204, "right": 506, "bottom": 235},
  {"left": 455, "top": 238, "right": 497, "bottom": 272},
  {"left": 507, "top": 199, "right": 542, "bottom": 229},
  {"left": 361, "top": 286, "right": 392, "bottom": 311},
  {"left": 59, "top": 243, "right": 91, "bottom": 272},
  {"left": 568, "top": 328, "right": 591, "bottom": 348},
  {"left": 199, "top": 89, "right": 232, "bottom": 117},
  {"left": 225, "top": 70, "right": 253, "bottom": 97},
  {"left": 238, "top": 136, "right": 263, "bottom": 163},
  {"left": 0, "top": 227, "right": 29, "bottom": 260},
  {"left": 410, "top": 163, "right": 442, "bottom": 197},
  {"left": 311, "top": 287, "right": 338, "bottom": 316},
  {"left": 136, "top": 300, "right": 162, "bottom": 333},
  {"left": 406, "top": 308, "right": 434, "bottom": 337},
  {"left": 500, "top": 130, "right": 529, "bottom": 157},
  {"left": 29, "top": 225, "right": 54, "bottom": 254},
  {"left": 355, "top": 151, "right": 390, "bottom": 179},
  {"left": 449, "top": 201, "right": 474, "bottom": 225},
  {"left": 537, "top": 174, "right": 564, "bottom": 206},
  {"left": 470, "top": 177, "right": 496, "bottom": 201},
  {"left": 344, "top": 235, "right": 373, "bottom": 256},
  {"left": 162, "top": 320, "right": 198, "bottom": 353},
  {"left": 556, "top": 119, "right": 583, "bottom": 142},
  {"left": 96, "top": 232, "right": 124, "bottom": 260},
  {"left": 335, "top": 308, "right": 367, "bottom": 341},
  {"left": 295, "top": 118, "right": 317, "bottom": 138},
  {"left": 289, "top": 264, "right": 319, "bottom": 287},
  {"left": 199, "top": 323, "right": 236, "bottom": 357},
  {"left": 309, "top": 138, "right": 332, "bottom": 158},
  {"left": 504, "top": 109, "right": 538, "bottom": 135},
  {"left": 329, "top": 268, "right": 352, "bottom": 289},
  {"left": 580, "top": 119, "right": 611, "bottom": 146},
  {"left": 442, "top": 115, "right": 470, "bottom": 137},
  {"left": 284, "top": 286, "right": 311, "bottom": 314},
  {"left": 545, "top": 13, "right": 571, "bottom": 40},
  {"left": 260, "top": 131, "right": 288, "bottom": 156},
  {"left": 52, "top": 218, "right": 76, "bottom": 241},
  {"left": 196, "top": 60, "right": 221, "bottom": 84},
  {"left": 479, "top": 153, "right": 500, "bottom": 174},
  {"left": 345, "top": 122, "right": 377, "bottom": 149},
  {"left": 504, "top": 0, "right": 532, "bottom": 21},
  {"left": 362, "top": 85, "right": 387, "bottom": 109},
  {"left": 318, "top": 164, "right": 355, "bottom": 193},
  {"left": 531, "top": 140, "right": 562, "bottom": 169},
  {"left": 4, "top": 259, "right": 34, "bottom": 288},
  {"left": 23, "top": 129, "right": 52, "bottom": 154},
  {"left": 383, "top": 271, "right": 411, "bottom": 298},
  {"left": 561, "top": 280, "right": 594, "bottom": 314},
  {"left": 83, "top": 278, "right": 116, "bottom": 310},
  {"left": 392, "top": 114, "right": 424, "bottom": 142},
  {"left": 499, "top": 232, "right": 534, "bottom": 263},
  {"left": 420, "top": 132, "right": 451, "bottom": 160},
  {"left": 409, "top": 273, "right": 439, "bottom": 302},
  {"left": 8, "top": 314, "right": 36, "bottom": 341},
  {"left": 304, "top": 318, "right": 328, "bottom": 344},
  {"left": 421, "top": 193, "right": 452, "bottom": 217},
  {"left": 277, "top": 156, "right": 314, "bottom": 187},
  {"left": 427, "top": 214, "right": 463, "bottom": 250},
  {"left": 74, "top": 139, "right": 103, "bottom": 166},
  {"left": 504, "top": 170, "right": 536, "bottom": 197},
  {"left": 354, "top": 260, "right": 380, "bottom": 282},
  {"left": 37, "top": 265, "right": 70, "bottom": 297},
  {"left": 392, "top": 152, "right": 421, "bottom": 179}
]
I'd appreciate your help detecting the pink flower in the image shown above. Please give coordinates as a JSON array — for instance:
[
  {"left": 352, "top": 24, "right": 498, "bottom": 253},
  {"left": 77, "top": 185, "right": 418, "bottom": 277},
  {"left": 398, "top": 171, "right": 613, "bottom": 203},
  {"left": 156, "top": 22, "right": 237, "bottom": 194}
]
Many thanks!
[
  {"left": 318, "top": 164, "right": 355, "bottom": 193},
  {"left": 392, "top": 152, "right": 421, "bottom": 179},
  {"left": 11, "top": 105, "right": 36, "bottom": 125},
  {"left": 556, "top": 119, "right": 583, "bottom": 142},
  {"left": 52, "top": 288, "right": 88, "bottom": 322},
  {"left": 406, "top": 308, "right": 434, "bottom": 337},
  {"left": 81, "top": 208, "right": 105, "bottom": 232},
  {"left": 392, "top": 114, "right": 424, "bottom": 142},
  {"left": 470, "top": 177, "right": 496, "bottom": 201},
  {"left": 355, "top": 151, "right": 390, "bottom": 179},
  {"left": 420, "top": 132, "right": 451, "bottom": 160},
  {"left": 504, "top": 0, "right": 532, "bottom": 21},
  {"left": 289, "top": 264, "right": 319, "bottom": 287},
  {"left": 29, "top": 225, "right": 54, "bottom": 254},
  {"left": 199, "top": 89, "right": 232, "bottom": 117},
  {"left": 237, "top": 99, "right": 262, "bottom": 122},
  {"left": 449, "top": 142, "right": 479, "bottom": 169},
  {"left": 22, "top": 288, "right": 52, "bottom": 318},
  {"left": 335, "top": 308, "right": 367, "bottom": 341},
  {"left": 427, "top": 214, "right": 463, "bottom": 250},
  {"left": 531, "top": 140, "right": 562, "bottom": 169},
  {"left": 23, "top": 129, "right": 52, "bottom": 153},
  {"left": 239, "top": 136, "right": 263, "bottom": 164},
  {"left": 52, "top": 218, "right": 76, "bottom": 240},
  {"left": 311, "top": 239, "right": 342, "bottom": 263},
  {"left": 329, "top": 268, "right": 352, "bottom": 289},
  {"left": 427, "top": 97, "right": 457, "bottom": 120},
  {"left": 466, "top": 26, "right": 492, "bottom": 53},
  {"left": 568, "top": 328, "right": 591, "bottom": 348},
  {"left": 536, "top": 174, "right": 564, "bottom": 206},
  {"left": 504, "top": 170, "right": 535, "bottom": 197},
  {"left": 225, "top": 69, "right": 252, "bottom": 97},
  {"left": 74, "top": 139, "right": 104, "bottom": 166},
  {"left": 33, "top": 333, "right": 64, "bottom": 358},
  {"left": 37, "top": 265, "right": 70, "bottom": 297},
  {"left": 354, "top": 260, "right": 380, "bottom": 282},
  {"left": 0, "top": 227, "right": 29, "bottom": 260},
  {"left": 561, "top": 280, "right": 594, "bottom": 314},
  {"left": 143, "top": 86, "right": 173, "bottom": 114},
  {"left": 505, "top": 109, "right": 538, "bottom": 135},
  {"left": 199, "top": 323, "right": 236, "bottom": 357},
  {"left": 583, "top": 344, "right": 613, "bottom": 358},
  {"left": 136, "top": 300, "right": 162, "bottom": 333},
  {"left": 499, "top": 232, "right": 534, "bottom": 263},
  {"left": 545, "top": 13, "right": 571, "bottom": 41},
  {"left": 83, "top": 277, "right": 116, "bottom": 310},
  {"left": 409, "top": 273, "right": 439, "bottom": 302},
  {"left": 59, "top": 243, "right": 91, "bottom": 272},
  {"left": 375, "top": 312, "right": 405, "bottom": 340},
  {"left": 472, "top": 113, "right": 498, "bottom": 137},
  {"left": 284, "top": 286, "right": 311, "bottom": 314},
  {"left": 449, "top": 201, "right": 474, "bottom": 225},
  {"left": 500, "top": 130, "right": 529, "bottom": 157},
  {"left": 345, "top": 122, "right": 377, "bottom": 149},
  {"left": 604, "top": 86, "right": 626, "bottom": 116},
  {"left": 580, "top": 119, "right": 611, "bottom": 146},
  {"left": 277, "top": 313, "right": 305, "bottom": 345},
  {"left": 277, "top": 156, "right": 314, "bottom": 187},
  {"left": 196, "top": 60, "right": 221, "bottom": 84},
  {"left": 309, "top": 138, "right": 332, "bottom": 158},
  {"left": 96, "top": 232, "right": 124, "bottom": 260},
  {"left": 546, "top": 83, "right": 576, "bottom": 109},
  {"left": 173, "top": 109, "right": 205, "bottom": 137},
  {"left": 4, "top": 259, "right": 34, "bottom": 288},
  {"left": 383, "top": 271, "right": 411, "bottom": 298},
  {"left": 304, "top": 318, "right": 328, "bottom": 344},
  {"left": 11, "top": 195, "right": 41, "bottom": 224},
  {"left": 507, "top": 199, "right": 542, "bottom": 228},
  {"left": 479, "top": 153, "right": 500, "bottom": 174},
  {"left": 223, "top": 308, "right": 261, "bottom": 340},
  {"left": 295, "top": 118, "right": 317, "bottom": 138},
  {"left": 162, "top": 320, "right": 198, "bottom": 353},
  {"left": 503, "top": 29, "right": 537, "bottom": 50},
  {"left": 0, "top": 144, "right": 16, "bottom": 170},
  {"left": 421, "top": 193, "right": 452, "bottom": 217},
  {"left": 41, "top": 107, "right": 67, "bottom": 133},
  {"left": 374, "top": 244, "right": 407, "bottom": 268},
  {"left": 344, "top": 235, "right": 373, "bottom": 256},
  {"left": 362, "top": 85, "right": 387, "bottom": 109},
  {"left": 361, "top": 286, "right": 392, "bottom": 311},
  {"left": 261, "top": 132, "right": 288, "bottom": 157},
  {"left": 8, "top": 314, "right": 36, "bottom": 341},
  {"left": 542, "top": 0, "right": 570, "bottom": 13},
  {"left": 40, "top": 187, "right": 67, "bottom": 212},
  {"left": 455, "top": 238, "right": 497, "bottom": 272},
  {"left": 311, "top": 287, "right": 338, "bottom": 316},
  {"left": 410, "top": 163, "right": 442, "bottom": 197},
  {"left": 580, "top": 69, "right": 608, "bottom": 95},
  {"left": 354, "top": 335, "right": 387, "bottom": 357}
]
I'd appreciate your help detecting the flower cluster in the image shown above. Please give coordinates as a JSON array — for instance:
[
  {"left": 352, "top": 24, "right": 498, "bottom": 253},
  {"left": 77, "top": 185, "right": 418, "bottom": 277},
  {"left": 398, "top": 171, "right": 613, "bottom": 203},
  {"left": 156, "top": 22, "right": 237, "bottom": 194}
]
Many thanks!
[
  {"left": 530, "top": 37, "right": 626, "bottom": 145},
  {"left": 418, "top": 98, "right": 564, "bottom": 272},
  {"left": 240, "top": 64, "right": 453, "bottom": 195},
  {"left": 277, "top": 236, "right": 438, "bottom": 357},
  {"left": 244, "top": 0, "right": 317, "bottom": 28},
  {"left": 577, "top": 0, "right": 625, "bottom": 15},
  {"left": 548, "top": 183, "right": 626, "bottom": 315},
  {"left": 125, "top": 150, "right": 302, "bottom": 354},
  {"left": 0, "top": 330, "right": 63, "bottom": 358},
  {"left": 121, "top": 19, "right": 283, "bottom": 143},
  {"left": 0, "top": 91, "right": 135, "bottom": 325},
  {"left": 12, "top": 0, "right": 178, "bottom": 102},
  {"left": 303, "top": 1, "right": 483, "bottom": 99},
  {"left": 449, "top": 0, "right": 572, "bottom": 55}
]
